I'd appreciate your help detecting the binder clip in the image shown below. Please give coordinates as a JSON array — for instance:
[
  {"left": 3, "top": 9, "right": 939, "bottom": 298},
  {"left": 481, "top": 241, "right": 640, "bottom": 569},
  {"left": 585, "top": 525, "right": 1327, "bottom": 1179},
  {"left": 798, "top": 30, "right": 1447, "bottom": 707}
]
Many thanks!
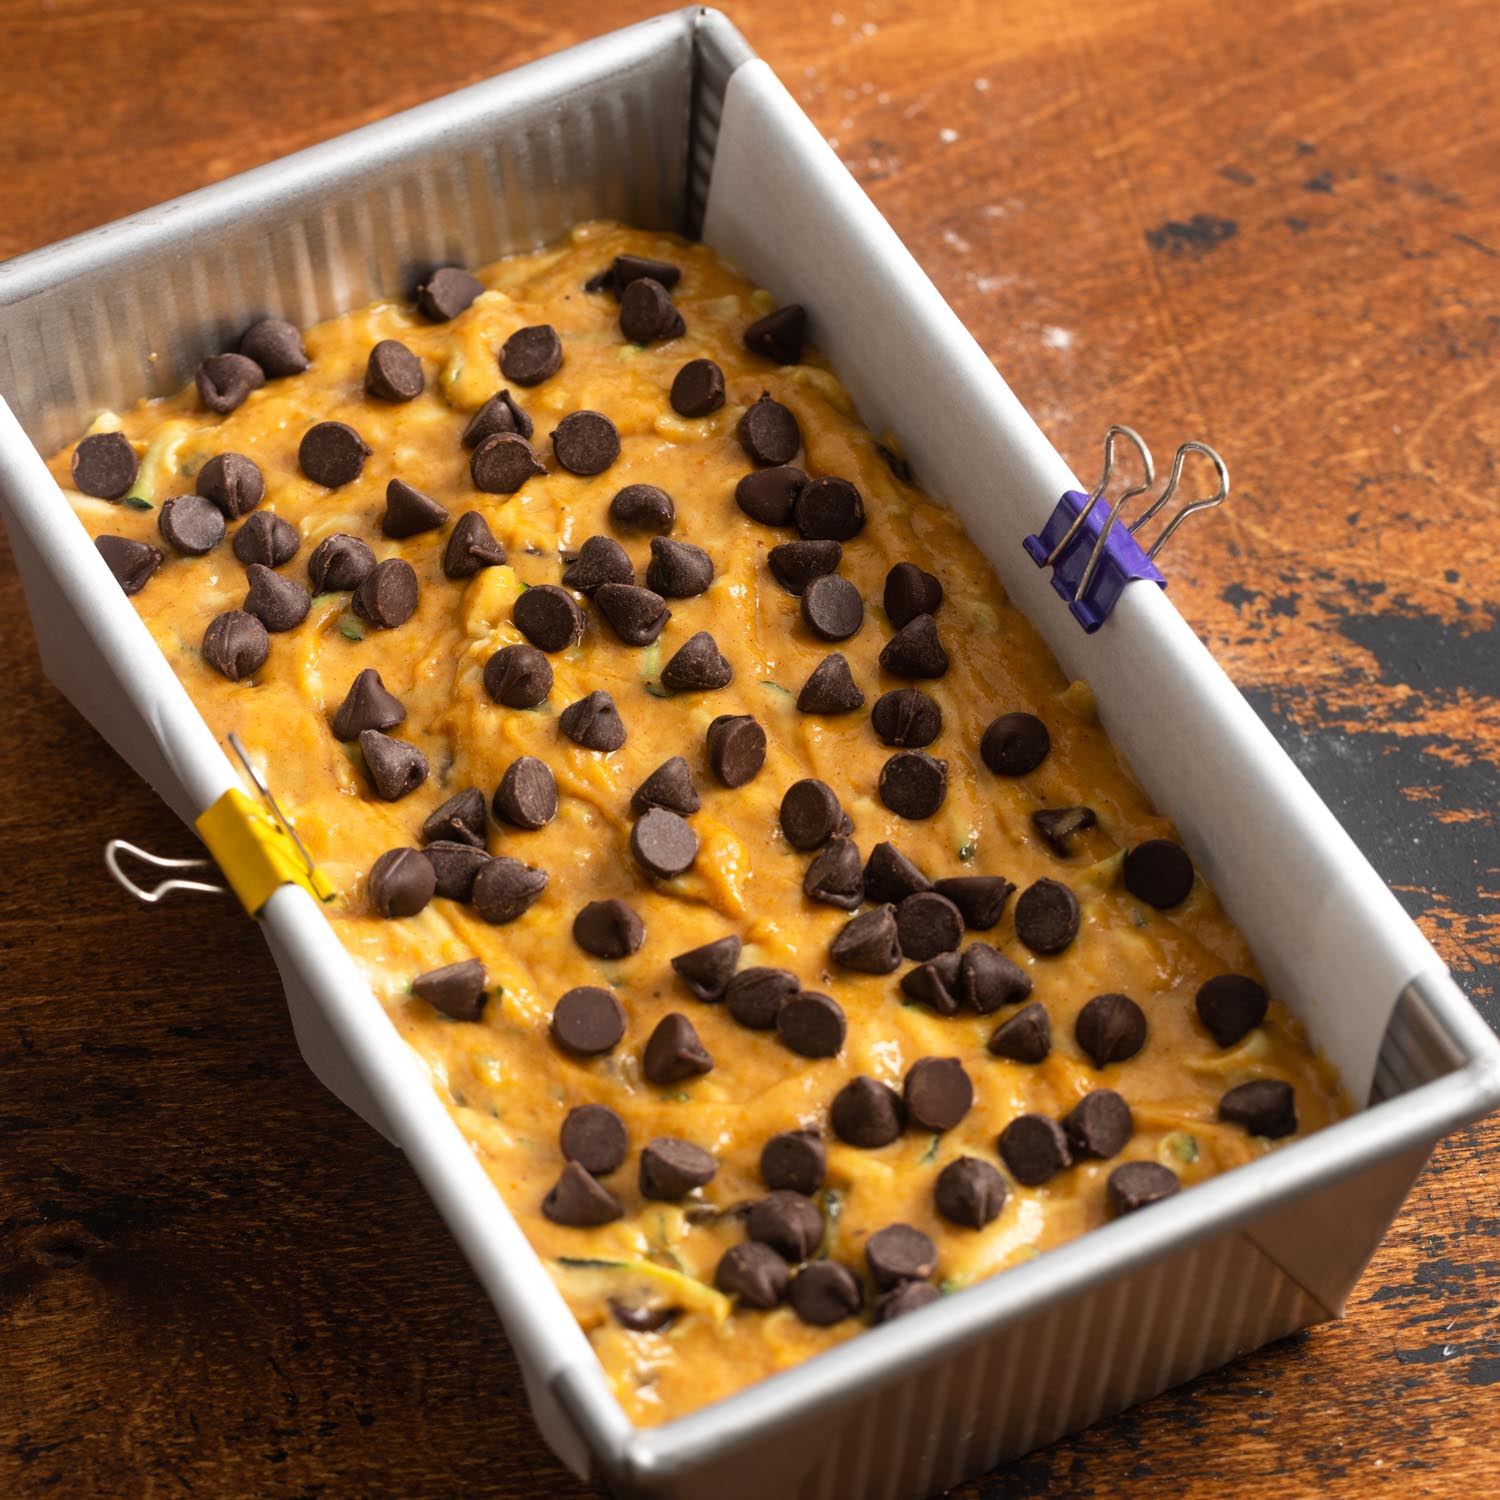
[{"left": 1023, "top": 427, "right": 1229, "bottom": 632}]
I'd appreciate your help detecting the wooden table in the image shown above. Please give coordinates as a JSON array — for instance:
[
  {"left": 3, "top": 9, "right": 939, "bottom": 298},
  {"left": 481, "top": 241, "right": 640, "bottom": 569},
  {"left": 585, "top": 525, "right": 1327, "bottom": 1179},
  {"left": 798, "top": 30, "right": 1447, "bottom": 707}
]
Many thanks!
[{"left": 2, "top": 1, "right": 1496, "bottom": 1495}]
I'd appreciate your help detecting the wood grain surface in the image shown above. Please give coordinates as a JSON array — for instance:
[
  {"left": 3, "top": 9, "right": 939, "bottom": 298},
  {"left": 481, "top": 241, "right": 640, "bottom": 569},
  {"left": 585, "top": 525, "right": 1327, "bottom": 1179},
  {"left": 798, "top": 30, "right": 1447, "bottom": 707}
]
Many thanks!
[{"left": 2, "top": 1, "right": 1496, "bottom": 1496}]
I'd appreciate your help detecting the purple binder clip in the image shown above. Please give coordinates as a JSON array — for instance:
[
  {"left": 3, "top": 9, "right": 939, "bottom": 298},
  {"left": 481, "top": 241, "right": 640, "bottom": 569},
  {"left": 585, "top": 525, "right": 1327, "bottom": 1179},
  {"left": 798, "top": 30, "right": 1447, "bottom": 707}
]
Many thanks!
[{"left": 1024, "top": 428, "right": 1229, "bottom": 632}]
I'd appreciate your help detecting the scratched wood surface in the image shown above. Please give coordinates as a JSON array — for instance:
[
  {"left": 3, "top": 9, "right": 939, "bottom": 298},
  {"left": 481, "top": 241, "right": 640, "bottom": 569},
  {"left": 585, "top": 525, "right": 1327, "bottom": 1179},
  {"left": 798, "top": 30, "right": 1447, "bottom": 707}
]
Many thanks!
[{"left": 1, "top": 1, "right": 1496, "bottom": 1496}]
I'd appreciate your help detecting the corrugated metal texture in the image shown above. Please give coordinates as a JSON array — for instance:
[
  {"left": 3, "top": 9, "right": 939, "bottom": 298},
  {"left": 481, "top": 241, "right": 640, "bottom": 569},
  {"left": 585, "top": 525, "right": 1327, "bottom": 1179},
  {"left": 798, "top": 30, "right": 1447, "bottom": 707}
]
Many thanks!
[
  {"left": 685, "top": 11, "right": 755, "bottom": 236},
  {"left": 1371, "top": 973, "right": 1475, "bottom": 1104}
]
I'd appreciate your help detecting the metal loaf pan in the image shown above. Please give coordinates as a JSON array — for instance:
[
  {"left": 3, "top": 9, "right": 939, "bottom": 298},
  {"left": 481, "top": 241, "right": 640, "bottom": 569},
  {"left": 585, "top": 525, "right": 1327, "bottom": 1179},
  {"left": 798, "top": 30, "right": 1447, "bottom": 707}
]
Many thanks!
[{"left": 1, "top": 10, "right": 1496, "bottom": 1498}]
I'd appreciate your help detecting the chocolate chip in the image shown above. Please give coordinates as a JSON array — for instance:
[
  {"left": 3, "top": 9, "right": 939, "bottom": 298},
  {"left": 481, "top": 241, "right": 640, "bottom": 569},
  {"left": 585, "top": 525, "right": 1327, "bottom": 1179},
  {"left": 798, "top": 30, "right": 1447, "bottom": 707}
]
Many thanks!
[
  {"left": 426, "top": 841, "right": 492, "bottom": 902},
  {"left": 707, "top": 715, "right": 766, "bottom": 787},
  {"left": 671, "top": 935, "right": 741, "bottom": 1001},
  {"left": 737, "top": 392, "right": 801, "bottom": 466},
  {"left": 352, "top": 558, "right": 418, "bottom": 629},
  {"left": 500, "top": 324, "right": 563, "bottom": 385},
  {"left": 157, "top": 494, "right": 226, "bottom": 556},
  {"left": 980, "top": 712, "right": 1050, "bottom": 776},
  {"left": 998, "top": 1114, "right": 1072, "bottom": 1186},
  {"left": 483, "top": 643, "right": 553, "bottom": 707},
  {"left": 298, "top": 421, "right": 370, "bottom": 487},
  {"left": 959, "top": 943, "right": 1032, "bottom": 1013},
  {"left": 358, "top": 730, "right": 428, "bottom": 801},
  {"left": 307, "top": 532, "right": 375, "bottom": 592},
  {"left": 201, "top": 610, "right": 268, "bottom": 680},
  {"left": 514, "top": 584, "right": 585, "bottom": 652},
  {"left": 542, "top": 1162, "right": 623, "bottom": 1227},
  {"left": 244, "top": 563, "right": 310, "bottom": 631},
  {"left": 790, "top": 1261, "right": 863, "bottom": 1326},
  {"left": 573, "top": 898, "right": 644, "bottom": 960},
  {"left": 776, "top": 991, "right": 846, "bottom": 1059},
  {"left": 879, "top": 749, "right": 948, "bottom": 819},
  {"left": 421, "top": 786, "right": 486, "bottom": 847},
  {"left": 715, "top": 1242, "right": 789, "bottom": 1309},
  {"left": 796, "top": 653, "right": 865, "bottom": 715},
  {"left": 803, "top": 836, "right": 864, "bottom": 910},
  {"left": 830, "top": 1075, "right": 905, "bottom": 1148},
  {"left": 862, "top": 841, "right": 932, "bottom": 905},
  {"left": 647, "top": 537, "right": 714, "bottom": 598},
  {"left": 619, "top": 277, "right": 684, "bottom": 344},
  {"left": 904, "top": 1056, "right": 973, "bottom": 1132},
  {"left": 670, "top": 358, "right": 725, "bottom": 417},
  {"left": 381, "top": 478, "right": 447, "bottom": 539},
  {"left": 232, "top": 511, "right": 298, "bottom": 567},
  {"left": 1075, "top": 993, "right": 1148, "bottom": 1068},
  {"left": 866, "top": 1224, "right": 937, "bottom": 1289},
  {"left": 71, "top": 431, "right": 139, "bottom": 499},
  {"left": 1124, "top": 840, "right": 1195, "bottom": 909},
  {"left": 874, "top": 1281, "right": 942, "bottom": 1323},
  {"left": 726, "top": 967, "right": 798, "bottom": 1030},
  {"left": 639, "top": 1137, "right": 717, "bottom": 1200},
  {"left": 1014, "top": 878, "right": 1080, "bottom": 955},
  {"left": 462, "top": 389, "right": 533, "bottom": 446},
  {"left": 896, "top": 891, "right": 964, "bottom": 962},
  {"left": 413, "top": 958, "right": 488, "bottom": 1022},
  {"left": 643, "top": 1012, "right": 713, "bottom": 1084},
  {"left": 492, "top": 755, "right": 558, "bottom": 829},
  {"left": 883, "top": 562, "right": 944, "bottom": 629},
  {"left": 365, "top": 338, "right": 424, "bottom": 402},
  {"left": 239, "top": 317, "right": 309, "bottom": 377},
  {"left": 616, "top": 1307, "right": 685, "bottom": 1335},
  {"left": 780, "top": 778, "right": 844, "bottom": 850},
  {"left": 196, "top": 352, "right": 264, "bottom": 414},
  {"left": 631, "top": 807, "right": 699, "bottom": 878},
  {"left": 1196, "top": 974, "right": 1269, "bottom": 1048},
  {"left": 95, "top": 535, "right": 161, "bottom": 594},
  {"left": 901, "top": 952, "right": 962, "bottom": 1015},
  {"left": 609, "top": 483, "right": 675, "bottom": 533},
  {"left": 611, "top": 254, "right": 682, "bottom": 294},
  {"left": 935, "top": 1156, "right": 1008, "bottom": 1229},
  {"left": 870, "top": 688, "right": 942, "bottom": 748},
  {"left": 748, "top": 1191, "right": 824, "bottom": 1260},
  {"left": 471, "top": 432, "right": 546, "bottom": 493},
  {"left": 933, "top": 875, "right": 1014, "bottom": 931},
  {"left": 800, "top": 574, "right": 864, "bottom": 642},
  {"left": 1107, "top": 1161, "right": 1181, "bottom": 1216},
  {"left": 562, "top": 535, "right": 633, "bottom": 595},
  {"left": 561, "top": 1104, "right": 628, "bottom": 1176},
  {"left": 551, "top": 986, "right": 626, "bottom": 1057},
  {"left": 368, "top": 847, "right": 436, "bottom": 918},
  {"left": 416, "top": 266, "right": 483, "bottom": 322},
  {"left": 196, "top": 452, "right": 264, "bottom": 518},
  {"left": 744, "top": 304, "right": 806, "bottom": 364},
  {"left": 988, "top": 1001, "right": 1051, "bottom": 1063},
  {"left": 879, "top": 614, "right": 948, "bottom": 678},
  {"left": 661, "top": 631, "right": 732, "bottom": 692},
  {"left": 631, "top": 756, "right": 700, "bottom": 816},
  {"left": 830, "top": 905, "right": 901, "bottom": 974},
  {"left": 1032, "top": 805, "right": 1097, "bottom": 854},
  {"left": 560, "top": 690, "right": 626, "bottom": 751},
  {"left": 760, "top": 1129, "right": 826, "bottom": 1194},
  {"left": 1219, "top": 1079, "right": 1297, "bottom": 1138},
  {"left": 442, "top": 511, "right": 506, "bottom": 578},
  {"left": 594, "top": 583, "right": 670, "bottom": 646},
  {"left": 736, "top": 465, "right": 807, "bottom": 526},
  {"left": 768, "top": 538, "right": 839, "bottom": 595},
  {"left": 470, "top": 856, "right": 547, "bottom": 924},
  {"left": 330, "top": 667, "right": 404, "bottom": 740},
  {"left": 1063, "top": 1089, "right": 1133, "bottom": 1161},
  {"left": 552, "top": 410, "right": 620, "bottom": 476}
]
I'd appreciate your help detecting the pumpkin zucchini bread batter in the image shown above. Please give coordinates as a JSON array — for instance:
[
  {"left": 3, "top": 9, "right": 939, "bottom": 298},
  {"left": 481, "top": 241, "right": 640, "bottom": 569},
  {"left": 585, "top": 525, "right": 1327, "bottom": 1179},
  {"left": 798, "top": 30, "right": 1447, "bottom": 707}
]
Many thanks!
[{"left": 55, "top": 222, "right": 1347, "bottom": 1425}]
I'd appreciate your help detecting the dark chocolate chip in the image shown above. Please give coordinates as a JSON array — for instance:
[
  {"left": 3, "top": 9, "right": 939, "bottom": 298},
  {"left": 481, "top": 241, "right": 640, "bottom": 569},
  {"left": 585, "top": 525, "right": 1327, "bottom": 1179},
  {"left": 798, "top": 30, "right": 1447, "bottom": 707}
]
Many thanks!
[
  {"left": 1107, "top": 1161, "right": 1181, "bottom": 1216},
  {"left": 883, "top": 562, "right": 944, "bottom": 629},
  {"left": 71, "top": 431, "right": 138, "bottom": 499},
  {"left": 609, "top": 1300, "right": 679, "bottom": 1334},
  {"left": 619, "top": 277, "right": 685, "bottom": 344},
  {"left": 542, "top": 1161, "right": 623, "bottom": 1227},
  {"left": 443, "top": 511, "right": 507, "bottom": 578},
  {"left": 298, "top": 421, "right": 369, "bottom": 487},
  {"left": 737, "top": 392, "right": 801, "bottom": 466},
  {"left": 797, "top": 653, "right": 864, "bottom": 715},
  {"left": 551, "top": 986, "right": 626, "bottom": 1057},
  {"left": 870, "top": 688, "right": 942, "bottom": 748},
  {"left": 500, "top": 324, "right": 563, "bottom": 385},
  {"left": 643, "top": 1012, "right": 713, "bottom": 1084},
  {"left": 610, "top": 483, "right": 675, "bottom": 533},
  {"left": 830, "top": 1075, "right": 905, "bottom": 1148},
  {"left": 803, "top": 836, "right": 864, "bottom": 910},
  {"left": 863, "top": 842, "right": 932, "bottom": 905},
  {"left": 935, "top": 1156, "right": 1008, "bottom": 1229},
  {"left": 874, "top": 1280, "right": 942, "bottom": 1323},
  {"left": 157, "top": 494, "right": 225, "bottom": 556},
  {"left": 611, "top": 254, "right": 682, "bottom": 294},
  {"left": 748, "top": 1191, "right": 824, "bottom": 1261},
  {"left": 1218, "top": 1079, "right": 1297, "bottom": 1138},
  {"left": 631, "top": 807, "right": 699, "bottom": 878},
  {"left": 879, "top": 749, "right": 949, "bottom": 819},
  {"left": 471, "top": 432, "right": 546, "bottom": 493},
  {"left": 593, "top": 583, "right": 670, "bottom": 646},
  {"left": 331, "top": 668, "right": 405, "bottom": 740},
  {"left": 573, "top": 898, "right": 644, "bottom": 960},
  {"left": 726, "top": 967, "right": 798, "bottom": 1030},
  {"left": 201, "top": 610, "right": 268, "bottom": 680},
  {"left": 514, "top": 583, "right": 585, "bottom": 652},
  {"left": 482, "top": 643, "right": 553, "bottom": 707},
  {"left": 776, "top": 991, "right": 846, "bottom": 1059},
  {"left": 1032, "top": 805, "right": 1097, "bottom": 854},
  {"left": 552, "top": 410, "right": 621, "bottom": 476},
  {"left": 416, "top": 266, "right": 483, "bottom": 322},
  {"left": 1196, "top": 974, "right": 1269, "bottom": 1048},
  {"left": 901, "top": 952, "right": 962, "bottom": 1015},
  {"left": 1063, "top": 1089, "right": 1133, "bottom": 1160},
  {"left": 998, "top": 1114, "right": 1072, "bottom": 1186},
  {"left": 308, "top": 532, "right": 376, "bottom": 592},
  {"left": 562, "top": 535, "right": 633, "bottom": 596},
  {"left": 671, "top": 935, "right": 742, "bottom": 1001},
  {"left": 196, "top": 352, "right": 265, "bottom": 414},
  {"left": 794, "top": 476, "right": 866, "bottom": 542},
  {"left": 707, "top": 714, "right": 766, "bottom": 787},
  {"left": 1014, "top": 878, "right": 1080, "bottom": 955},
  {"left": 426, "top": 841, "right": 492, "bottom": 902},
  {"left": 744, "top": 304, "right": 806, "bottom": 364},
  {"left": 631, "top": 756, "right": 700, "bottom": 816},
  {"left": 470, "top": 856, "right": 547, "bottom": 924},
  {"left": 365, "top": 338, "right": 424, "bottom": 402},
  {"left": 368, "top": 847, "right": 436, "bottom": 918},
  {"left": 352, "top": 557, "right": 419, "bottom": 629},
  {"left": 670, "top": 358, "right": 725, "bottom": 417},
  {"left": 879, "top": 613, "right": 948, "bottom": 678},
  {"left": 561, "top": 1104, "right": 628, "bottom": 1177},
  {"left": 239, "top": 317, "right": 309, "bottom": 377},
  {"left": 639, "top": 1137, "right": 718, "bottom": 1200},
  {"left": 661, "top": 630, "right": 732, "bottom": 692},
  {"left": 904, "top": 1056, "right": 973, "bottom": 1132},
  {"left": 988, "top": 1001, "right": 1051, "bottom": 1063},
  {"left": 232, "top": 511, "right": 298, "bottom": 567},
  {"left": 413, "top": 958, "right": 488, "bottom": 1022},
  {"left": 866, "top": 1224, "right": 937, "bottom": 1289},
  {"left": 736, "top": 465, "right": 807, "bottom": 526},
  {"left": 769, "top": 537, "right": 840, "bottom": 593},
  {"left": 761, "top": 1129, "right": 826, "bottom": 1194},
  {"left": 896, "top": 891, "right": 964, "bottom": 962},
  {"left": 959, "top": 943, "right": 1032, "bottom": 1013},
  {"left": 95, "top": 535, "right": 161, "bottom": 594},
  {"left": 196, "top": 452, "right": 264, "bottom": 518},
  {"left": 1123, "top": 839, "right": 1195, "bottom": 909},
  {"left": 421, "top": 786, "right": 486, "bottom": 847},
  {"left": 933, "top": 875, "right": 1014, "bottom": 931},
  {"left": 790, "top": 1260, "right": 863, "bottom": 1326},
  {"left": 359, "top": 729, "right": 428, "bottom": 801},
  {"left": 647, "top": 537, "right": 714, "bottom": 598},
  {"left": 981, "top": 712, "right": 1050, "bottom": 776},
  {"left": 1075, "top": 993, "right": 1148, "bottom": 1068},
  {"left": 381, "top": 478, "right": 447, "bottom": 539},
  {"left": 492, "top": 755, "right": 558, "bottom": 830},
  {"left": 461, "top": 389, "right": 534, "bottom": 446},
  {"left": 715, "top": 1242, "right": 789, "bottom": 1309},
  {"left": 560, "top": 689, "right": 626, "bottom": 751},
  {"left": 830, "top": 904, "right": 902, "bottom": 974},
  {"left": 800, "top": 573, "right": 864, "bottom": 641},
  {"left": 244, "top": 563, "right": 310, "bottom": 632},
  {"left": 780, "top": 778, "right": 844, "bottom": 850}
]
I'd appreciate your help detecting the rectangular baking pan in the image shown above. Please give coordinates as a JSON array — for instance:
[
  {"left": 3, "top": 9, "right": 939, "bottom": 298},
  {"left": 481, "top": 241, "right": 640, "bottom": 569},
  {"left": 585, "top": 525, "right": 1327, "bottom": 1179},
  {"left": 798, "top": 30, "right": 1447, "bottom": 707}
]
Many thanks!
[{"left": 2, "top": 10, "right": 1497, "bottom": 1497}]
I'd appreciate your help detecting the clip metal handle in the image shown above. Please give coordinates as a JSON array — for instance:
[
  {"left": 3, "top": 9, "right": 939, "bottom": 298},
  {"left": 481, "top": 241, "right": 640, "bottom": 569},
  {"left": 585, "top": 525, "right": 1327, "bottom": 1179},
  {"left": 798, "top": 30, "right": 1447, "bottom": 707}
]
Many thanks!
[{"left": 104, "top": 840, "right": 226, "bottom": 903}]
